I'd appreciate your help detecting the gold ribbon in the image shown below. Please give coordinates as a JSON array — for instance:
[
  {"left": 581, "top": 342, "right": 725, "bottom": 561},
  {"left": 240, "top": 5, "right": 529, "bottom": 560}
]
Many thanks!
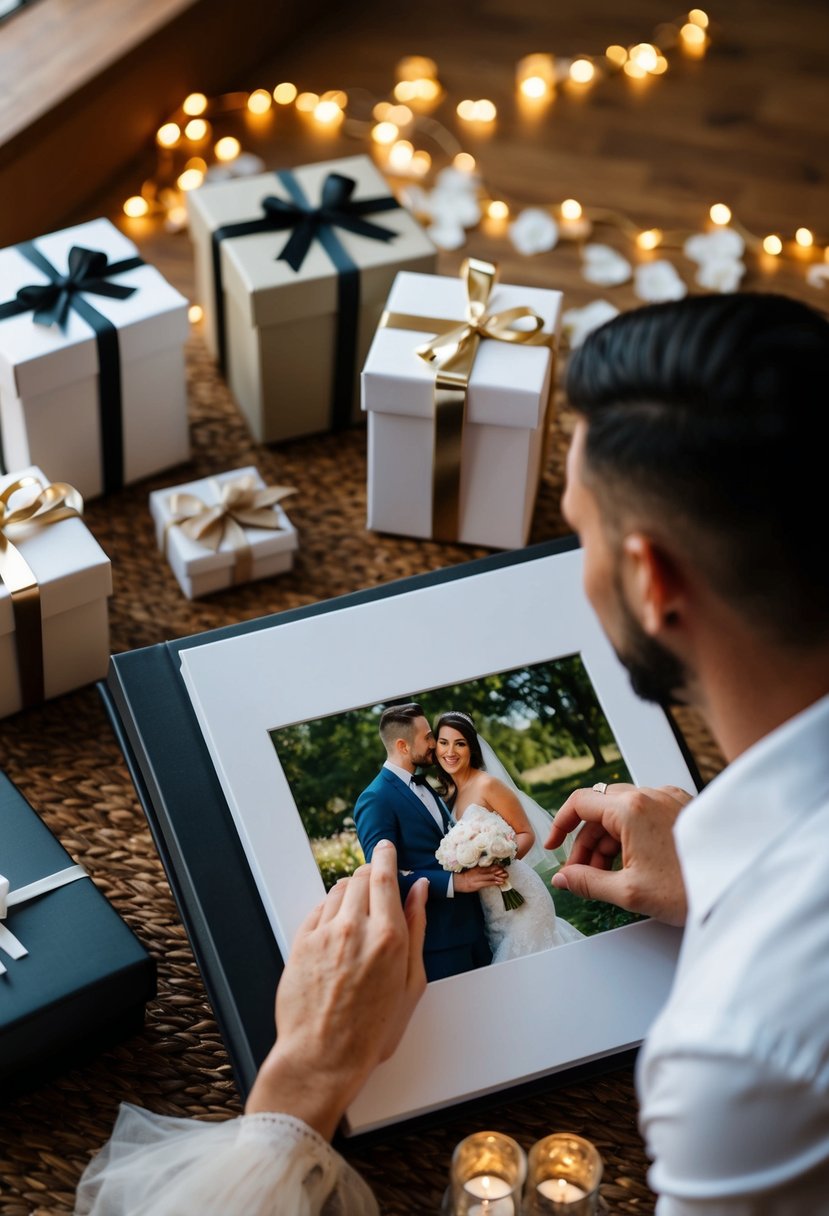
[
  {"left": 0, "top": 476, "right": 84, "bottom": 709},
  {"left": 380, "top": 257, "right": 556, "bottom": 542},
  {"left": 165, "top": 474, "right": 296, "bottom": 586}
]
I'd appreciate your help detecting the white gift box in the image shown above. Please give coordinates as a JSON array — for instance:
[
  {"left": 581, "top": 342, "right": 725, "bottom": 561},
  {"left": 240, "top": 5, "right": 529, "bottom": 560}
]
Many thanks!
[
  {"left": 187, "top": 154, "right": 436, "bottom": 443},
  {"left": 0, "top": 218, "right": 190, "bottom": 499},
  {"left": 150, "top": 467, "right": 299, "bottom": 599},
  {"left": 362, "top": 270, "right": 563, "bottom": 549},
  {"left": 0, "top": 466, "right": 112, "bottom": 719}
]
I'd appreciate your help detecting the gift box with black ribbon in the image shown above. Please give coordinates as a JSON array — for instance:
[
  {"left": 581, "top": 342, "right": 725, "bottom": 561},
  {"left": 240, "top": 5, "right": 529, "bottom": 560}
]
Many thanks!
[
  {"left": 362, "top": 259, "right": 563, "bottom": 549},
  {"left": 0, "top": 218, "right": 190, "bottom": 499},
  {"left": 187, "top": 154, "right": 436, "bottom": 444},
  {"left": 0, "top": 769, "right": 156, "bottom": 1091},
  {"left": 0, "top": 465, "right": 112, "bottom": 718},
  {"left": 149, "top": 466, "right": 299, "bottom": 599}
]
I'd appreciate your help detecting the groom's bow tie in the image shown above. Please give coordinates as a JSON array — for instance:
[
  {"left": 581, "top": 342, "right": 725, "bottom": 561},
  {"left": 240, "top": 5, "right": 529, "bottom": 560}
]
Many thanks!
[{"left": 410, "top": 772, "right": 433, "bottom": 787}]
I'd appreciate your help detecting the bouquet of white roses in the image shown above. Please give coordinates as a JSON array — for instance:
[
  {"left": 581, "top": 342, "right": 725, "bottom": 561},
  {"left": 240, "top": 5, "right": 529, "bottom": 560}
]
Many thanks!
[{"left": 435, "top": 806, "right": 524, "bottom": 910}]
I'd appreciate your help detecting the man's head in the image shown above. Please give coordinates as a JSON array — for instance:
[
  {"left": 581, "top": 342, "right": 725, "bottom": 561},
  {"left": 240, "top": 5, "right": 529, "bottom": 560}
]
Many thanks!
[
  {"left": 379, "top": 702, "right": 435, "bottom": 771},
  {"left": 563, "top": 293, "right": 829, "bottom": 704}
]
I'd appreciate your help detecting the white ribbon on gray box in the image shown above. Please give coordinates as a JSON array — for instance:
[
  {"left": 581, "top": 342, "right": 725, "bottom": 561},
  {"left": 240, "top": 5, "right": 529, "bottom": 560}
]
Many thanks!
[{"left": 0, "top": 865, "right": 88, "bottom": 975}]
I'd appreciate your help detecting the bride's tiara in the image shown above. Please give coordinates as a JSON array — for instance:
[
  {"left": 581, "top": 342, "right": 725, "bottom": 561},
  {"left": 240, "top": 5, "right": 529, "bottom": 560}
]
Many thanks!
[{"left": 444, "top": 710, "right": 475, "bottom": 727}]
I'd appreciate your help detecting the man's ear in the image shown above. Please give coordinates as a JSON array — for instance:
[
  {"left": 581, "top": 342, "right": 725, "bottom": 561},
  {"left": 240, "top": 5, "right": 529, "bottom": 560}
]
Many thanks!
[{"left": 621, "top": 533, "right": 685, "bottom": 636}]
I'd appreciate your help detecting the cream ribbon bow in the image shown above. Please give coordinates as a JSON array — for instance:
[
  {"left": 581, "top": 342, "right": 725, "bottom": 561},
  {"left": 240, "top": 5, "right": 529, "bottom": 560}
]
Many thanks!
[
  {"left": 0, "top": 866, "right": 88, "bottom": 975},
  {"left": 166, "top": 475, "right": 296, "bottom": 584}
]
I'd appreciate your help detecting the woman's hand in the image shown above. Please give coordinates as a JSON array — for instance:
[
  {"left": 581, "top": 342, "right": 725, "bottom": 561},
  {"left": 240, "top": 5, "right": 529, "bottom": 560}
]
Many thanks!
[
  {"left": 245, "top": 840, "right": 428, "bottom": 1138},
  {"left": 546, "top": 783, "right": 693, "bottom": 926}
]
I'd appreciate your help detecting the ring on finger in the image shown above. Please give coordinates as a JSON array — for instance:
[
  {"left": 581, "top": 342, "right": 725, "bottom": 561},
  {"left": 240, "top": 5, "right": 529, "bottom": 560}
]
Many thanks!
[{"left": 592, "top": 781, "right": 608, "bottom": 795}]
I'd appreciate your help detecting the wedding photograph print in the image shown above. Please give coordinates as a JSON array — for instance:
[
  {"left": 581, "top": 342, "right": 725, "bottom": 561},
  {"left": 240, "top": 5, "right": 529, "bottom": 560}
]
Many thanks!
[{"left": 270, "top": 652, "right": 641, "bottom": 981}]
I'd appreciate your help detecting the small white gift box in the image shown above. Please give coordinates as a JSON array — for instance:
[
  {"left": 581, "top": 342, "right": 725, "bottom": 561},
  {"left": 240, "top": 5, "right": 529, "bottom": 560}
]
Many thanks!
[
  {"left": 362, "top": 264, "right": 563, "bottom": 549},
  {"left": 150, "top": 467, "right": 299, "bottom": 599},
  {"left": 0, "top": 218, "right": 190, "bottom": 500},
  {"left": 0, "top": 466, "right": 112, "bottom": 719},
  {"left": 187, "top": 154, "right": 436, "bottom": 444}
]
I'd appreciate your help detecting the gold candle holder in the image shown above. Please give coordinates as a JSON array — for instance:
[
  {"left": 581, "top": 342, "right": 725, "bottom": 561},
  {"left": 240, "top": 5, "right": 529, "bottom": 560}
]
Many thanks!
[
  {"left": 444, "top": 1131, "right": 527, "bottom": 1215},
  {"left": 523, "top": 1134, "right": 603, "bottom": 1214}
]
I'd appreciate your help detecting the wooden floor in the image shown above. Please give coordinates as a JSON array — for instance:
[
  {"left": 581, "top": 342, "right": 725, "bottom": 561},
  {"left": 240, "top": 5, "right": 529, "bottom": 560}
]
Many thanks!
[{"left": 1, "top": 1, "right": 828, "bottom": 1213}]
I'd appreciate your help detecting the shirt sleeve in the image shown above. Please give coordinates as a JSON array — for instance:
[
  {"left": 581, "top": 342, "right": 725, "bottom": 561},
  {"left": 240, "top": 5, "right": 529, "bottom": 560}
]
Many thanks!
[
  {"left": 75, "top": 1104, "right": 380, "bottom": 1216},
  {"left": 641, "top": 1048, "right": 829, "bottom": 1214}
]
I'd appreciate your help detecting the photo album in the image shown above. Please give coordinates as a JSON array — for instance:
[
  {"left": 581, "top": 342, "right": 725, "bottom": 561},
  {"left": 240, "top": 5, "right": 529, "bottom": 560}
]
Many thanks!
[{"left": 104, "top": 538, "right": 699, "bottom": 1136}]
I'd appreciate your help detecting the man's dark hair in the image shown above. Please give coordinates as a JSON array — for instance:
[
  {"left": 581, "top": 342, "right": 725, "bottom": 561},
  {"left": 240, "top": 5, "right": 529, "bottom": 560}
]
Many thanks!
[
  {"left": 566, "top": 293, "right": 829, "bottom": 646},
  {"left": 378, "top": 702, "right": 425, "bottom": 752}
]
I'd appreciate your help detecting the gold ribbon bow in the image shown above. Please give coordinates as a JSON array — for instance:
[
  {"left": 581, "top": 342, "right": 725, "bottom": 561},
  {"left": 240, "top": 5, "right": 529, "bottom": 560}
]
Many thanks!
[
  {"left": 166, "top": 474, "right": 296, "bottom": 585},
  {"left": 0, "top": 476, "right": 84, "bottom": 709},
  {"left": 380, "top": 257, "right": 556, "bottom": 542}
]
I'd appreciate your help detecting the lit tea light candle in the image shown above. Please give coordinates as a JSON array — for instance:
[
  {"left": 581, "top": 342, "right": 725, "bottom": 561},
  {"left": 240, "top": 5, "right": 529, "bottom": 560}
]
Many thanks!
[
  {"left": 214, "top": 136, "right": 241, "bottom": 162},
  {"left": 537, "top": 1177, "right": 588, "bottom": 1204},
  {"left": 569, "top": 58, "right": 596, "bottom": 84},
  {"left": 709, "top": 202, "right": 732, "bottom": 226},
  {"left": 464, "top": 1174, "right": 515, "bottom": 1215},
  {"left": 796, "top": 226, "right": 814, "bottom": 248},
  {"left": 247, "top": 88, "right": 272, "bottom": 114},
  {"left": 123, "top": 196, "right": 149, "bottom": 218},
  {"left": 313, "top": 99, "right": 343, "bottom": 125},
  {"left": 679, "top": 21, "right": 707, "bottom": 56},
  {"left": 273, "top": 82, "right": 297, "bottom": 105},
  {"left": 156, "top": 122, "right": 181, "bottom": 148},
  {"left": 763, "top": 234, "right": 783, "bottom": 256},
  {"left": 457, "top": 98, "right": 497, "bottom": 122},
  {"left": 637, "top": 228, "right": 663, "bottom": 251},
  {"left": 182, "top": 92, "right": 208, "bottom": 116}
]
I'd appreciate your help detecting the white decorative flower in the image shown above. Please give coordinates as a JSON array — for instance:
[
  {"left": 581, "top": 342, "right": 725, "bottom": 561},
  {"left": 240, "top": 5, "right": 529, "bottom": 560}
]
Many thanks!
[
  {"left": 684, "top": 228, "right": 745, "bottom": 264},
  {"left": 634, "top": 260, "right": 687, "bottom": 302},
  {"left": 508, "top": 208, "right": 559, "bottom": 256},
  {"left": 433, "top": 166, "right": 481, "bottom": 196},
  {"left": 581, "top": 243, "right": 632, "bottom": 287},
  {"left": 203, "top": 153, "right": 266, "bottom": 184},
  {"left": 455, "top": 840, "right": 482, "bottom": 868},
  {"left": 426, "top": 220, "right": 468, "bottom": 251},
  {"left": 429, "top": 190, "right": 482, "bottom": 228},
  {"left": 806, "top": 264, "right": 829, "bottom": 290},
  {"left": 562, "top": 299, "right": 620, "bottom": 348},
  {"left": 695, "top": 257, "right": 746, "bottom": 293}
]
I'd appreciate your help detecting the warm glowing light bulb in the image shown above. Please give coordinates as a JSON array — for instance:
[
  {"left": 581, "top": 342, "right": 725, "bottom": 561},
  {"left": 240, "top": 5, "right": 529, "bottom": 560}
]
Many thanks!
[
  {"left": 414, "top": 78, "right": 441, "bottom": 101},
  {"left": 520, "top": 75, "right": 548, "bottom": 98},
  {"left": 630, "top": 43, "right": 659, "bottom": 72},
  {"left": 487, "top": 200, "right": 509, "bottom": 220},
  {"left": 394, "top": 80, "right": 416, "bottom": 101},
  {"left": 396, "top": 55, "right": 438, "bottom": 82},
  {"left": 606, "top": 44, "right": 628, "bottom": 66},
  {"left": 373, "top": 101, "right": 393, "bottom": 120},
  {"left": 762, "top": 235, "right": 783, "bottom": 256},
  {"left": 156, "top": 122, "right": 181, "bottom": 147},
  {"left": 680, "top": 22, "right": 706, "bottom": 46},
  {"left": 637, "top": 228, "right": 663, "bottom": 250},
  {"left": 410, "top": 150, "right": 431, "bottom": 175},
  {"left": 454, "top": 152, "right": 476, "bottom": 172},
  {"left": 388, "top": 140, "right": 414, "bottom": 171},
  {"left": 247, "top": 89, "right": 272, "bottom": 114},
  {"left": 273, "top": 82, "right": 298, "bottom": 105},
  {"left": 372, "top": 121, "right": 399, "bottom": 144},
  {"left": 561, "top": 198, "right": 583, "bottom": 220},
  {"left": 182, "top": 93, "right": 208, "bottom": 116},
  {"left": 476, "top": 99, "right": 497, "bottom": 121},
  {"left": 623, "top": 61, "right": 647, "bottom": 79},
  {"left": 295, "top": 91, "right": 319, "bottom": 112},
  {"left": 652, "top": 55, "right": 669, "bottom": 74},
  {"left": 188, "top": 304, "right": 204, "bottom": 323},
  {"left": 688, "top": 8, "right": 709, "bottom": 27},
  {"left": 388, "top": 104, "right": 413, "bottom": 125},
  {"left": 177, "top": 167, "right": 204, "bottom": 191},
  {"left": 184, "top": 118, "right": 209, "bottom": 141},
  {"left": 709, "top": 203, "right": 732, "bottom": 225},
  {"left": 570, "top": 58, "right": 595, "bottom": 83},
  {"left": 123, "top": 196, "right": 149, "bottom": 218},
  {"left": 214, "top": 136, "right": 241, "bottom": 161},
  {"left": 314, "top": 99, "right": 342, "bottom": 124},
  {"left": 795, "top": 227, "right": 814, "bottom": 247},
  {"left": 322, "top": 89, "right": 348, "bottom": 108},
  {"left": 457, "top": 99, "right": 477, "bottom": 120}
]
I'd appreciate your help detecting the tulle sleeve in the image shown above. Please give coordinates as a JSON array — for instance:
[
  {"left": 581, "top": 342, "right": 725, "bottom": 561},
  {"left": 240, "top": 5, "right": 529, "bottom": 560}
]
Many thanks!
[{"left": 75, "top": 1103, "right": 380, "bottom": 1216}]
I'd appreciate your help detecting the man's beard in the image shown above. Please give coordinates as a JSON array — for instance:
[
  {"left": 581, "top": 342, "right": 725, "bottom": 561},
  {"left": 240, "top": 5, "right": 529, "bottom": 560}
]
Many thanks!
[
  {"left": 615, "top": 590, "right": 689, "bottom": 707},
  {"left": 412, "top": 746, "right": 436, "bottom": 768}
]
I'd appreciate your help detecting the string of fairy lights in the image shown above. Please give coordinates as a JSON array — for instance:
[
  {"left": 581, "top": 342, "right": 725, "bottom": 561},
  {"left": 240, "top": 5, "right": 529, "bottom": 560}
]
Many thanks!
[{"left": 121, "top": 7, "right": 828, "bottom": 302}]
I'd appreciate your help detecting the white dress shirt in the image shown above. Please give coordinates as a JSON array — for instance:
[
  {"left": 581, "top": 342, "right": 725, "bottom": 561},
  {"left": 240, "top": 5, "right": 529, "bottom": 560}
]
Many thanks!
[{"left": 637, "top": 693, "right": 829, "bottom": 1213}]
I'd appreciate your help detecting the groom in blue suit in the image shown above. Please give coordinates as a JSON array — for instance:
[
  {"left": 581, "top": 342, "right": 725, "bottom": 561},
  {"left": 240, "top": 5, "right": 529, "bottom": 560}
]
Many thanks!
[{"left": 354, "top": 703, "right": 498, "bottom": 982}]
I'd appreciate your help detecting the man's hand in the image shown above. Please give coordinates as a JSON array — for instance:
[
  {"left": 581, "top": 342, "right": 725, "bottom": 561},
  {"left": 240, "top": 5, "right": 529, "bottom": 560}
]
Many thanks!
[
  {"left": 453, "top": 864, "right": 508, "bottom": 892},
  {"left": 546, "top": 783, "right": 693, "bottom": 926},
  {"left": 245, "top": 840, "right": 428, "bottom": 1138}
]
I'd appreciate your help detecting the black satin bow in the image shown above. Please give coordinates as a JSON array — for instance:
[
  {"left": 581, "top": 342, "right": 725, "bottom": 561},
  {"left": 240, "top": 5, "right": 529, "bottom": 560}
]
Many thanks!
[
  {"left": 12, "top": 245, "right": 139, "bottom": 331},
  {"left": 262, "top": 173, "right": 398, "bottom": 271}
]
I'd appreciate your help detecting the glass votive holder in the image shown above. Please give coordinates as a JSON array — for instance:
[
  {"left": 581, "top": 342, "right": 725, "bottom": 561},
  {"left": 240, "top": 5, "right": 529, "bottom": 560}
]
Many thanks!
[
  {"left": 523, "top": 1134, "right": 603, "bottom": 1214},
  {"left": 444, "top": 1131, "right": 527, "bottom": 1215}
]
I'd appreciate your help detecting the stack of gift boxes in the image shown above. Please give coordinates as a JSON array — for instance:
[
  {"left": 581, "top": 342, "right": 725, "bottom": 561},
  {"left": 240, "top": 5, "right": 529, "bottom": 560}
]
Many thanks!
[{"left": 0, "top": 151, "right": 562, "bottom": 1084}]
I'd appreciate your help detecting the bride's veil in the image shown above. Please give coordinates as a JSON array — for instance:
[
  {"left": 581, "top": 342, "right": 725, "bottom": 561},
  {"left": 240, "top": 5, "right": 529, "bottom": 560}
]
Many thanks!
[{"left": 477, "top": 734, "right": 577, "bottom": 871}]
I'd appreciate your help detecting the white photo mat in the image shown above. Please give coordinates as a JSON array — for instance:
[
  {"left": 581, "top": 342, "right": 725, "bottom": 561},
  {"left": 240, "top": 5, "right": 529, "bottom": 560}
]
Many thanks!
[{"left": 179, "top": 546, "right": 693, "bottom": 1134}]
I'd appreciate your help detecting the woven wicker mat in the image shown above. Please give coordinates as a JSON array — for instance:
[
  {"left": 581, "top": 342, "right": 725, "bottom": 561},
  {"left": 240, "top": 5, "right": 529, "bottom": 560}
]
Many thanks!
[{"left": 0, "top": 334, "right": 724, "bottom": 1215}]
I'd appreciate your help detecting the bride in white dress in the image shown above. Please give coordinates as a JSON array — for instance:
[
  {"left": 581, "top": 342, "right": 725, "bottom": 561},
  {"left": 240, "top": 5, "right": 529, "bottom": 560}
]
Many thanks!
[{"left": 433, "top": 711, "right": 583, "bottom": 963}]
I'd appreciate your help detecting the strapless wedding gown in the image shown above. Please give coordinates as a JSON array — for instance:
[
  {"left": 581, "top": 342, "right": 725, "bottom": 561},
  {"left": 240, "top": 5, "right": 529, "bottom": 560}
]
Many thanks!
[{"left": 468, "top": 805, "right": 584, "bottom": 963}]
